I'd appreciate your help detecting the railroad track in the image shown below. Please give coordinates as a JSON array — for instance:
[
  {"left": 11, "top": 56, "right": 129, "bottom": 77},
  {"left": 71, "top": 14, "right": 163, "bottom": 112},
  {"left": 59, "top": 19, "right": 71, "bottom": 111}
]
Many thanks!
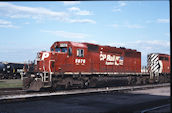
[
  {"left": 140, "top": 104, "right": 170, "bottom": 113},
  {"left": 0, "top": 89, "right": 25, "bottom": 96},
  {"left": 0, "top": 83, "right": 169, "bottom": 101}
]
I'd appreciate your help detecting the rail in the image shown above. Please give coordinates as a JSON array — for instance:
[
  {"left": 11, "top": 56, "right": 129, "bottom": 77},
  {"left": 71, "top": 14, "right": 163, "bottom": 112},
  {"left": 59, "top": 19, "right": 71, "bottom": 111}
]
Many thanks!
[{"left": 140, "top": 104, "right": 170, "bottom": 113}]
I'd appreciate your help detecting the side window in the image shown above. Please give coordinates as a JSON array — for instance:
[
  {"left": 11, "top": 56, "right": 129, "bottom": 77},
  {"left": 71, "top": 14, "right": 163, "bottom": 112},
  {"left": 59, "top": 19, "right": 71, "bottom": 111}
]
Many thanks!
[
  {"left": 68, "top": 47, "right": 72, "bottom": 56},
  {"left": 159, "top": 56, "right": 163, "bottom": 60},
  {"left": 165, "top": 57, "right": 169, "bottom": 61},
  {"left": 77, "top": 49, "right": 84, "bottom": 57},
  {"left": 159, "top": 56, "right": 169, "bottom": 61}
]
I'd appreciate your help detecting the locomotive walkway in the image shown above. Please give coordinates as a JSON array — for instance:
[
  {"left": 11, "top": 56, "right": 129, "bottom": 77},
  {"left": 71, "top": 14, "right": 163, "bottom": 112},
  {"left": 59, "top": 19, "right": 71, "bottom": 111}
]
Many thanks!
[{"left": 0, "top": 83, "right": 169, "bottom": 101}]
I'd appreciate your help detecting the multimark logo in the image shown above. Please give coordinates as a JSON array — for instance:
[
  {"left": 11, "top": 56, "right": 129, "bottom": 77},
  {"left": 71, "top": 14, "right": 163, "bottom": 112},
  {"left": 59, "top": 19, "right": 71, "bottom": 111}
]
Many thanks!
[{"left": 100, "top": 53, "right": 124, "bottom": 65}]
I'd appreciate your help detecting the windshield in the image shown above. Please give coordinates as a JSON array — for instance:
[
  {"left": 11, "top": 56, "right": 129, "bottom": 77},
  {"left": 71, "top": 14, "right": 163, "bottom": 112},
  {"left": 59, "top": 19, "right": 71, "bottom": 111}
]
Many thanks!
[{"left": 55, "top": 47, "right": 67, "bottom": 53}]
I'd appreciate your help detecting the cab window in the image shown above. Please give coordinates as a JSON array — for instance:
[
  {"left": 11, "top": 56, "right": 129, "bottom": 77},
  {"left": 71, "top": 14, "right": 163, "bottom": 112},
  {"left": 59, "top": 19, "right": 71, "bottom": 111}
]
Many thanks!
[
  {"left": 55, "top": 48, "right": 61, "bottom": 53},
  {"left": 55, "top": 47, "right": 67, "bottom": 53},
  {"left": 61, "top": 48, "right": 67, "bottom": 53}
]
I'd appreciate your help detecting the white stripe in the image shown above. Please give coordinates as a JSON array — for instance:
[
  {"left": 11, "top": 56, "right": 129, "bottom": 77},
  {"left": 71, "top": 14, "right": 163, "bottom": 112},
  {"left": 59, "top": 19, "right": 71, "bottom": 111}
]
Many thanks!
[
  {"left": 150, "top": 61, "right": 158, "bottom": 68},
  {"left": 159, "top": 60, "right": 163, "bottom": 73},
  {"left": 152, "top": 65, "right": 159, "bottom": 72},
  {"left": 151, "top": 62, "right": 159, "bottom": 70},
  {"left": 150, "top": 58, "right": 158, "bottom": 67},
  {"left": 151, "top": 56, "right": 158, "bottom": 62},
  {"left": 150, "top": 54, "right": 155, "bottom": 58},
  {"left": 154, "top": 69, "right": 159, "bottom": 73}
]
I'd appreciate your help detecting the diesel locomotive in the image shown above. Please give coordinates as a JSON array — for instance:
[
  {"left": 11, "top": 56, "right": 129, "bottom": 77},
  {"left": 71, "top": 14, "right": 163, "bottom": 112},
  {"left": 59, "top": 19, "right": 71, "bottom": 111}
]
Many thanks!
[{"left": 23, "top": 41, "right": 170, "bottom": 91}]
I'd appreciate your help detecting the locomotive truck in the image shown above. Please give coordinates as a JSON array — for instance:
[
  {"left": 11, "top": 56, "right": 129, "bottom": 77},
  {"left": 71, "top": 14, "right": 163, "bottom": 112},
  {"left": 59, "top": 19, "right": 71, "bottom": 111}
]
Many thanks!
[{"left": 23, "top": 41, "right": 170, "bottom": 91}]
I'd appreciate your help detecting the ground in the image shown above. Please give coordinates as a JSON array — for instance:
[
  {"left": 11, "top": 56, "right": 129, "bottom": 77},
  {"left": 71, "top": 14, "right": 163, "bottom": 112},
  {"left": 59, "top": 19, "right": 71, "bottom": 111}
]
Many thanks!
[
  {"left": 0, "top": 86, "right": 170, "bottom": 113},
  {"left": 0, "top": 79, "right": 22, "bottom": 89}
]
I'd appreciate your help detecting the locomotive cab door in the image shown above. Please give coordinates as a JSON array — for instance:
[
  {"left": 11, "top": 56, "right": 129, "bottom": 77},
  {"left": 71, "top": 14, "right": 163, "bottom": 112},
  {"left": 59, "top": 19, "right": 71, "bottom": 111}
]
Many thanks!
[
  {"left": 49, "top": 60, "right": 55, "bottom": 74},
  {"left": 74, "top": 48, "right": 88, "bottom": 72}
]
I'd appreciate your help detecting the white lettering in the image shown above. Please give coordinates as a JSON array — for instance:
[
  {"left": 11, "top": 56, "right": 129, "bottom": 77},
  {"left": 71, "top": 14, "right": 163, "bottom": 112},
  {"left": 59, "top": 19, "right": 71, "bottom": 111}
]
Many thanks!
[
  {"left": 75, "top": 59, "right": 86, "bottom": 64},
  {"left": 41, "top": 52, "right": 49, "bottom": 60},
  {"left": 106, "top": 62, "right": 114, "bottom": 65},
  {"left": 78, "top": 59, "right": 80, "bottom": 63},
  {"left": 100, "top": 54, "right": 106, "bottom": 61},
  {"left": 115, "top": 56, "right": 120, "bottom": 65},
  {"left": 106, "top": 55, "right": 115, "bottom": 61},
  {"left": 100, "top": 53, "right": 123, "bottom": 65},
  {"left": 106, "top": 55, "right": 111, "bottom": 61},
  {"left": 75, "top": 59, "right": 77, "bottom": 63},
  {"left": 82, "top": 59, "right": 86, "bottom": 63}
]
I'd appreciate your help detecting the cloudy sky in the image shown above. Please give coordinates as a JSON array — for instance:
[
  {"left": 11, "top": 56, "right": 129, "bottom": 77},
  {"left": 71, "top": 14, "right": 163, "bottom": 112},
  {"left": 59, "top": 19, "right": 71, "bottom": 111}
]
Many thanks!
[{"left": 0, "top": 1, "right": 170, "bottom": 66}]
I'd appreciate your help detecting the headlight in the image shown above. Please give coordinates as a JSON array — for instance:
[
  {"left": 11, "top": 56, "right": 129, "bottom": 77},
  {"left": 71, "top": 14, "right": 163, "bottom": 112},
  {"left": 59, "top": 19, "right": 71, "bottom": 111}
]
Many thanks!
[{"left": 31, "top": 74, "right": 35, "bottom": 77}]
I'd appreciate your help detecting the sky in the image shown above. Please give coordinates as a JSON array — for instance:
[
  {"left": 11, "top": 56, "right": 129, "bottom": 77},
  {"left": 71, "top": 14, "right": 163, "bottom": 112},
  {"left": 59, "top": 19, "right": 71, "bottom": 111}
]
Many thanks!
[{"left": 0, "top": 1, "right": 170, "bottom": 66}]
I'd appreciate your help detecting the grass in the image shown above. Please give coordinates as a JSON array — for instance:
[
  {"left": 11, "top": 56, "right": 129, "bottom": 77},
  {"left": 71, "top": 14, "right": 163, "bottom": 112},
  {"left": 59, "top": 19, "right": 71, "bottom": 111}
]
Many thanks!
[{"left": 0, "top": 79, "right": 23, "bottom": 89}]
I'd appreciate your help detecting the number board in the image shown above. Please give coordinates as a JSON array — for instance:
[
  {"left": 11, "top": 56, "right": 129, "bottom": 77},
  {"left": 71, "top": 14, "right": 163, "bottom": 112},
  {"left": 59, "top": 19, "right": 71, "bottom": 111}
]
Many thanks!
[{"left": 60, "top": 43, "right": 68, "bottom": 47}]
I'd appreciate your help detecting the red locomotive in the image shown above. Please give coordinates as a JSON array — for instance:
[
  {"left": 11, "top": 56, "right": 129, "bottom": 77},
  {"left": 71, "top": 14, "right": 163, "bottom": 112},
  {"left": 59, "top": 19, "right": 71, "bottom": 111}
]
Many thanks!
[{"left": 23, "top": 41, "right": 170, "bottom": 91}]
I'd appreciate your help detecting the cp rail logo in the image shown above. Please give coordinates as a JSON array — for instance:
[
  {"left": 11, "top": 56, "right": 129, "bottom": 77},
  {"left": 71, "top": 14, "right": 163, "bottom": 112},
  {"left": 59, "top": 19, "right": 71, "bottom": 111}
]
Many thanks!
[
  {"left": 100, "top": 53, "right": 123, "bottom": 65},
  {"left": 41, "top": 53, "right": 49, "bottom": 60},
  {"left": 37, "top": 52, "right": 50, "bottom": 61}
]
